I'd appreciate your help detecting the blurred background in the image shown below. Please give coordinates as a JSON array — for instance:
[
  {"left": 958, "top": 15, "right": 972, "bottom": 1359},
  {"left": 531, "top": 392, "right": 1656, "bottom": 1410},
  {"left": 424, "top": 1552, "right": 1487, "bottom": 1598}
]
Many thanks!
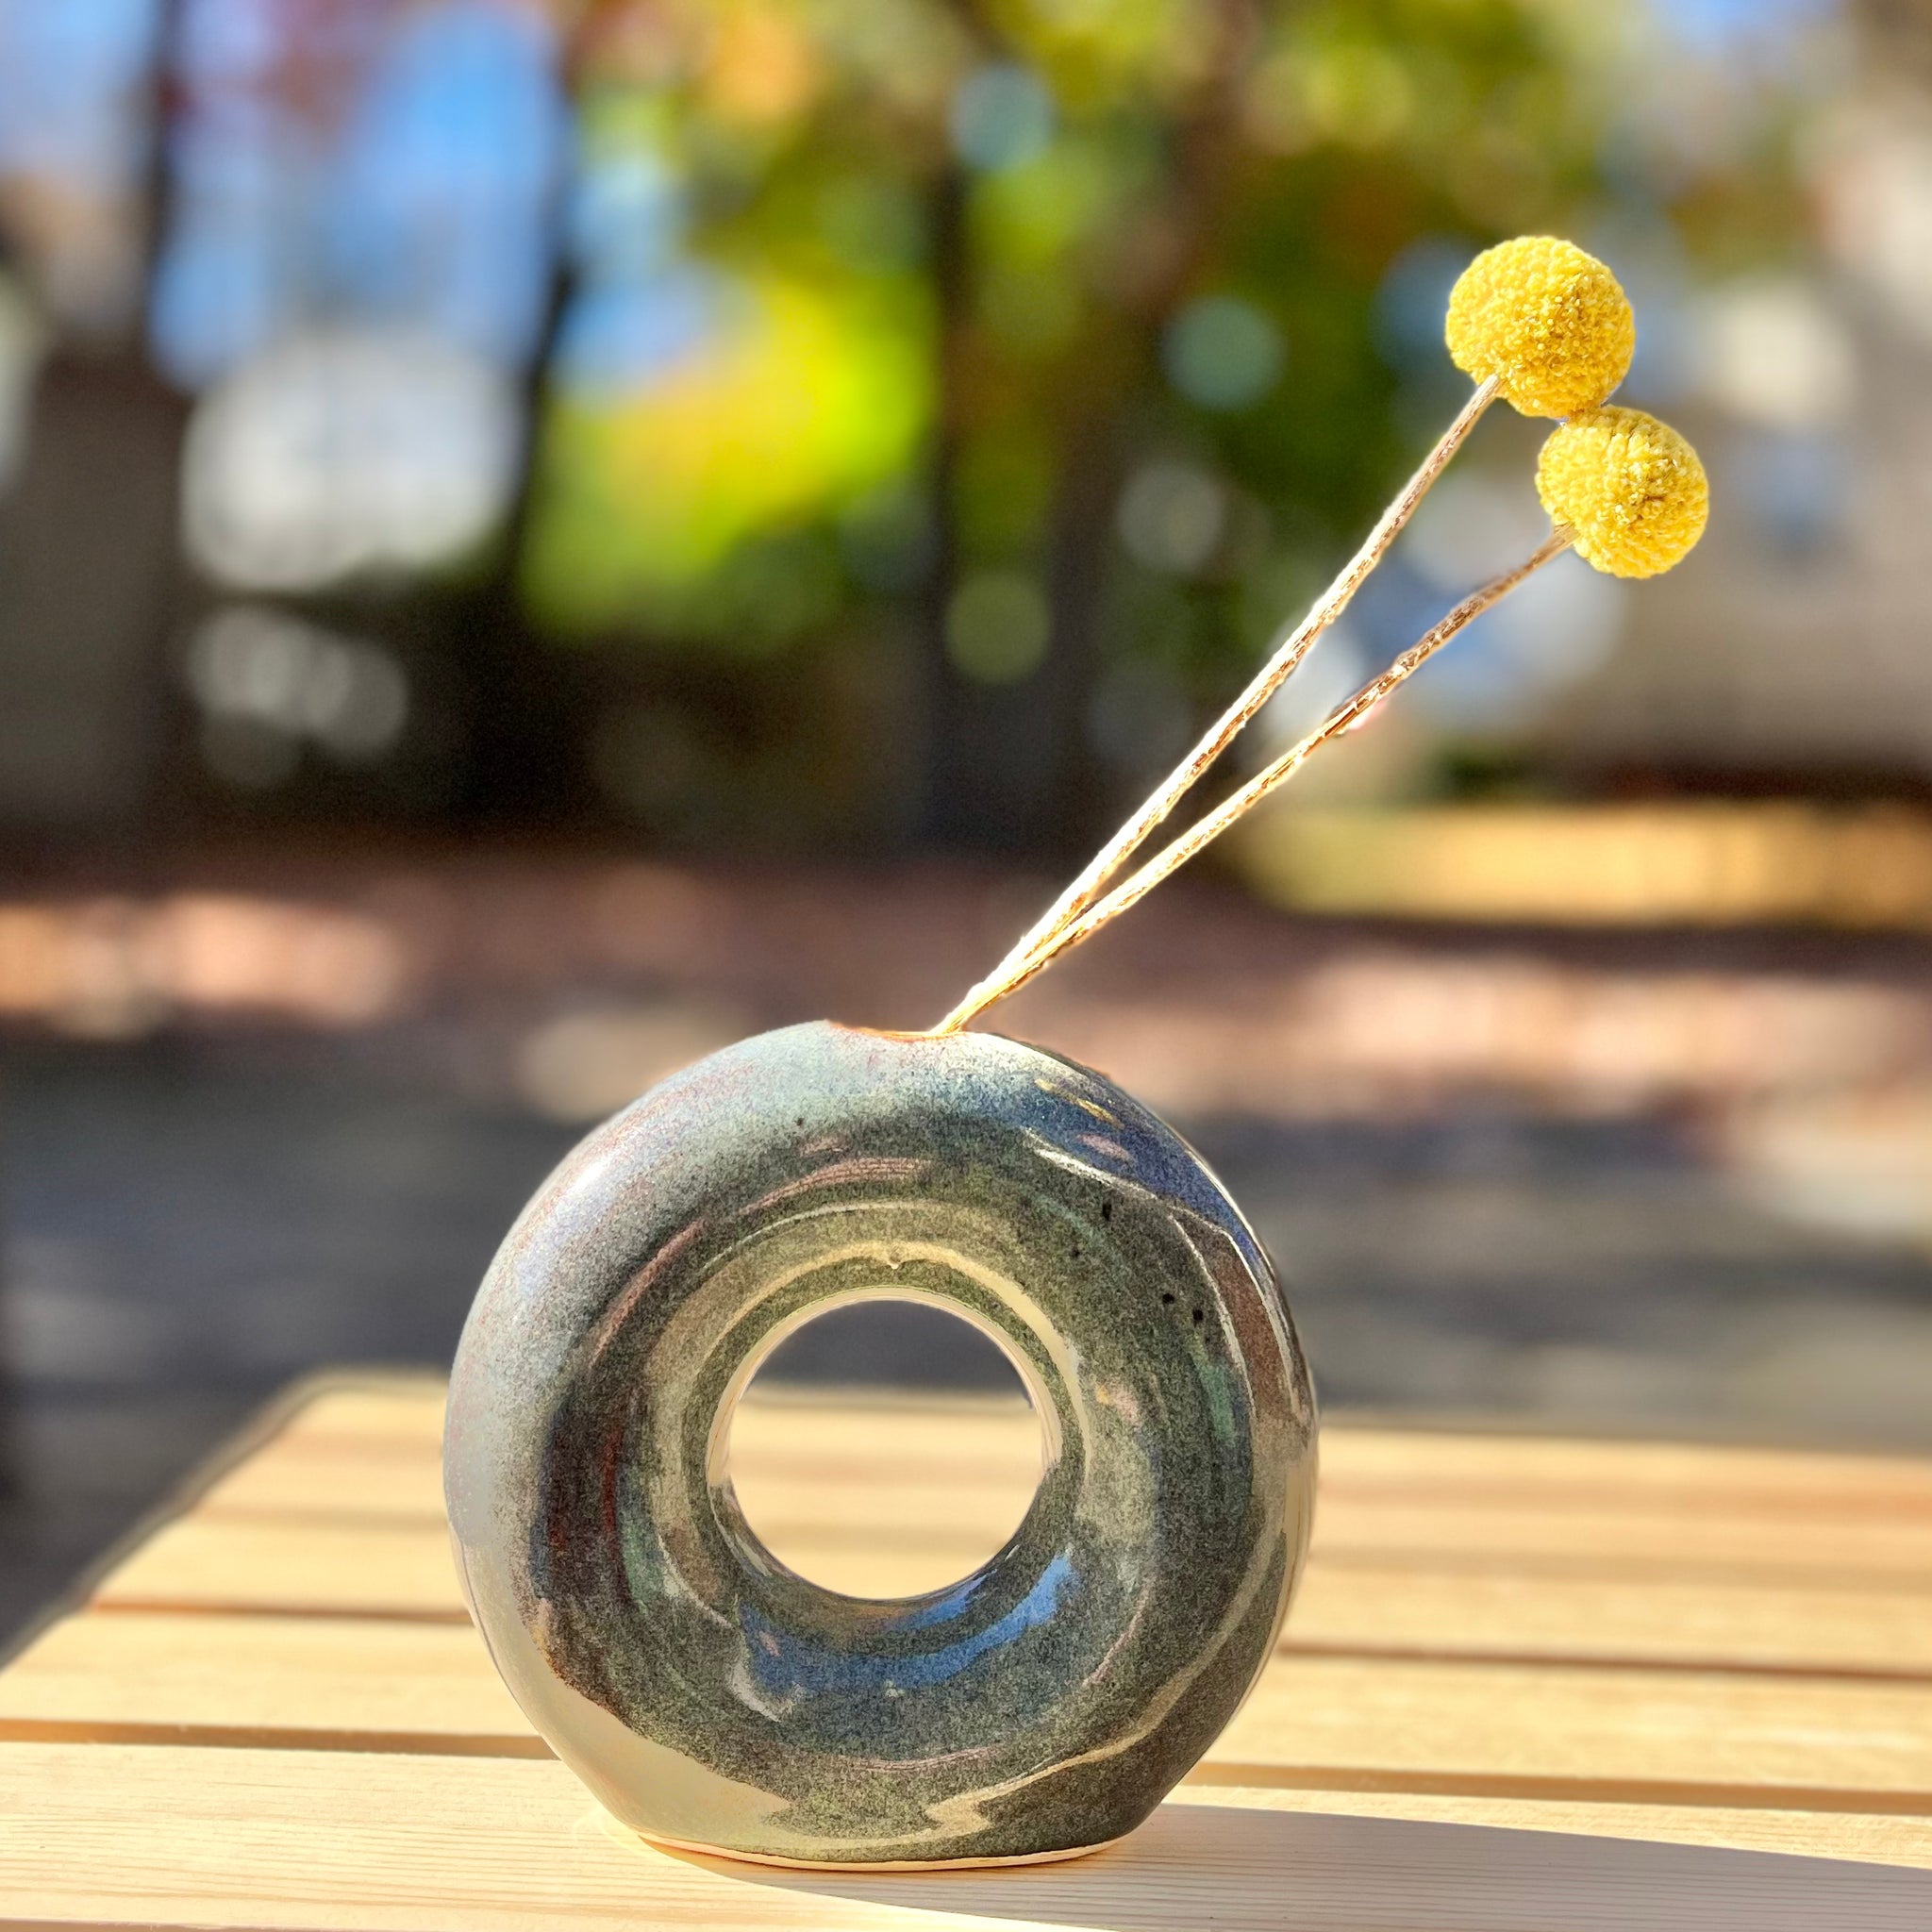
[{"left": 2, "top": 0, "right": 1930, "bottom": 1641}]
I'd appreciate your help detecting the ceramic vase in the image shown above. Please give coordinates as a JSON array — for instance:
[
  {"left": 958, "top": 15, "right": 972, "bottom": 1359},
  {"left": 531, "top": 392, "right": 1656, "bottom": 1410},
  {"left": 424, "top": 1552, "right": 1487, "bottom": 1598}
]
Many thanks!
[{"left": 445, "top": 1021, "right": 1317, "bottom": 1867}]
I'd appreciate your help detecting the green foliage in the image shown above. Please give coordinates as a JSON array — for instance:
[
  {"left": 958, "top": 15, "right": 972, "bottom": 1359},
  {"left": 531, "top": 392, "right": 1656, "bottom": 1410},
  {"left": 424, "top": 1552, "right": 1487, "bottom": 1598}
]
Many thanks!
[{"left": 524, "top": 0, "right": 1792, "bottom": 733}]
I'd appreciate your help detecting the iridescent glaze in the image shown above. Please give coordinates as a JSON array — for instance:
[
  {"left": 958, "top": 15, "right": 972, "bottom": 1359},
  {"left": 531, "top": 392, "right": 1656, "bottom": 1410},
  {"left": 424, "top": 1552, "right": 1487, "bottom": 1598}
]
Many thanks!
[{"left": 444, "top": 1022, "right": 1317, "bottom": 1866}]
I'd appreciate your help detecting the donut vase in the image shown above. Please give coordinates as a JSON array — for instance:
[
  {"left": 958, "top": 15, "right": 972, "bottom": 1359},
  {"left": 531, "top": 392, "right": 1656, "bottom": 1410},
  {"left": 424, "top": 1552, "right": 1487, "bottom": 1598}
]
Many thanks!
[{"left": 444, "top": 1020, "right": 1318, "bottom": 1868}]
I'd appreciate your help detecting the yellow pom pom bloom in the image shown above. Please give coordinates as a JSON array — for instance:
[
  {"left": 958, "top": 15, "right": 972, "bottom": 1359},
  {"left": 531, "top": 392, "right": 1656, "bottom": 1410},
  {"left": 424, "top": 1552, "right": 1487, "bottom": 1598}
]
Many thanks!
[
  {"left": 1445, "top": 236, "right": 1635, "bottom": 418},
  {"left": 1536, "top": 407, "right": 1707, "bottom": 579}
]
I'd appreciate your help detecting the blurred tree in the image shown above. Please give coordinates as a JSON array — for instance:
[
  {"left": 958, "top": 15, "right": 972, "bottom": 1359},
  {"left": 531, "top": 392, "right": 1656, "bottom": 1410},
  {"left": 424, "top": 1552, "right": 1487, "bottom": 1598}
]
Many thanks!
[
  {"left": 0, "top": 0, "right": 1824, "bottom": 853},
  {"left": 0, "top": 0, "right": 183, "bottom": 841},
  {"left": 522, "top": 0, "right": 1808, "bottom": 852}
]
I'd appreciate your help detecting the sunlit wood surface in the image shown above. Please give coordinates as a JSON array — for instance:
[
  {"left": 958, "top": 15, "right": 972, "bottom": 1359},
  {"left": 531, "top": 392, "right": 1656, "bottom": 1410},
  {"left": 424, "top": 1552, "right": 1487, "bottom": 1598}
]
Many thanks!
[{"left": 2, "top": 1374, "right": 1930, "bottom": 1928}]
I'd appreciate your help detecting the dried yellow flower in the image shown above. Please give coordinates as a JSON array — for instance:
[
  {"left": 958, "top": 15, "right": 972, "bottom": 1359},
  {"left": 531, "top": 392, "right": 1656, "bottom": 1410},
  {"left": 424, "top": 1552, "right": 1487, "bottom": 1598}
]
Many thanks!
[
  {"left": 1445, "top": 236, "right": 1635, "bottom": 419},
  {"left": 1536, "top": 406, "right": 1707, "bottom": 578}
]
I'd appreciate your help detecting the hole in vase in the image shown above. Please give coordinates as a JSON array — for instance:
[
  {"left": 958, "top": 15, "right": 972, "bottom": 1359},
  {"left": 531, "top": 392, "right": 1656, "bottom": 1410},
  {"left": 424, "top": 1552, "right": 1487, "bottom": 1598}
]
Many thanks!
[{"left": 727, "top": 1296, "right": 1048, "bottom": 1599}]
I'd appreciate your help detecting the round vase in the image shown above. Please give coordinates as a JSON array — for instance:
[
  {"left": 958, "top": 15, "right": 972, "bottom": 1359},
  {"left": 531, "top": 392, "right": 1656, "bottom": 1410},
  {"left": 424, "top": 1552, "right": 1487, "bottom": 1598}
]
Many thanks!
[{"left": 444, "top": 1021, "right": 1317, "bottom": 1867}]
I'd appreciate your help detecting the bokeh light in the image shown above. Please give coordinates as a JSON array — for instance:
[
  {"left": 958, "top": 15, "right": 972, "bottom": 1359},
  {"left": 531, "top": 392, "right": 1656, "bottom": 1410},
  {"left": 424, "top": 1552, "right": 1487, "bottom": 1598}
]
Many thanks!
[
  {"left": 1163, "top": 294, "right": 1284, "bottom": 411},
  {"left": 944, "top": 569, "right": 1052, "bottom": 684},
  {"left": 182, "top": 326, "right": 522, "bottom": 589}
]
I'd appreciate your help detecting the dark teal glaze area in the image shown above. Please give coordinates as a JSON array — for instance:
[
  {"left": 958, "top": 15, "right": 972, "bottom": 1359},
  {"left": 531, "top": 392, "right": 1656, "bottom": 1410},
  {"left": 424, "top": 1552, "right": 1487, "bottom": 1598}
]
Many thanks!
[{"left": 444, "top": 1022, "right": 1318, "bottom": 1865}]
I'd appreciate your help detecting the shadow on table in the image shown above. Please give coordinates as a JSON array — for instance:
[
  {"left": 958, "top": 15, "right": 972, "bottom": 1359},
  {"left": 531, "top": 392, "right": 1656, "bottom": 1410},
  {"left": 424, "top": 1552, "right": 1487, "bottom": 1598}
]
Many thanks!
[{"left": 670, "top": 1802, "right": 1932, "bottom": 1932}]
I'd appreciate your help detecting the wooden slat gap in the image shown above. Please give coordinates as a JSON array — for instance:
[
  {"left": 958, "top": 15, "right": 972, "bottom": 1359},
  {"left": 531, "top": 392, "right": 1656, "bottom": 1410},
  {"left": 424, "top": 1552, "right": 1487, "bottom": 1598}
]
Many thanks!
[
  {"left": 0, "top": 1718, "right": 550, "bottom": 1758},
  {"left": 245, "top": 1434, "right": 447, "bottom": 1462},
  {"left": 1318, "top": 1477, "right": 1932, "bottom": 1524},
  {"left": 1273, "top": 1637, "right": 1932, "bottom": 1686},
  {"left": 1310, "top": 1547, "right": 1932, "bottom": 1594},
  {"left": 1185, "top": 1761, "right": 1932, "bottom": 1819},
  {"left": 192, "top": 1504, "right": 452, "bottom": 1532},
  {"left": 89, "top": 1598, "right": 475, "bottom": 1627}
]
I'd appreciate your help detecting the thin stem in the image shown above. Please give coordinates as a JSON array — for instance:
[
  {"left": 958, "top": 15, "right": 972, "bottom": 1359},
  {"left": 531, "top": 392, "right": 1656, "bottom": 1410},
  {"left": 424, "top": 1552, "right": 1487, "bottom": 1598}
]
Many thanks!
[
  {"left": 941, "top": 525, "right": 1574, "bottom": 1025},
  {"left": 928, "top": 374, "right": 1502, "bottom": 1035}
]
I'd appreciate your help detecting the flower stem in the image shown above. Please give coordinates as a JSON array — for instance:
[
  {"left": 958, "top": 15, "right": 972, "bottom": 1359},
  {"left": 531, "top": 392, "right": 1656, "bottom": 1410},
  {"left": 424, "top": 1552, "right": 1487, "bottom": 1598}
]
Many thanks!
[
  {"left": 928, "top": 375, "right": 1501, "bottom": 1036},
  {"left": 941, "top": 524, "right": 1574, "bottom": 1025}
]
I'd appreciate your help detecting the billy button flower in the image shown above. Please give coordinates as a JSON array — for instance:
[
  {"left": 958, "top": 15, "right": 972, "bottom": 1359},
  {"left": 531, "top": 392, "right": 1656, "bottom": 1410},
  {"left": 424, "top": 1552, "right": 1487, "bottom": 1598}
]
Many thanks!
[
  {"left": 1537, "top": 406, "right": 1710, "bottom": 579},
  {"left": 1446, "top": 235, "right": 1636, "bottom": 420}
]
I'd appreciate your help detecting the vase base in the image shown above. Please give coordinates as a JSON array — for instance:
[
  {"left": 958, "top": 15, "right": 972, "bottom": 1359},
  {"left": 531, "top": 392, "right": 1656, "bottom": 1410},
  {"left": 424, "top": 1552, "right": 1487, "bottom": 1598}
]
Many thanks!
[{"left": 629, "top": 1820, "right": 1132, "bottom": 1873}]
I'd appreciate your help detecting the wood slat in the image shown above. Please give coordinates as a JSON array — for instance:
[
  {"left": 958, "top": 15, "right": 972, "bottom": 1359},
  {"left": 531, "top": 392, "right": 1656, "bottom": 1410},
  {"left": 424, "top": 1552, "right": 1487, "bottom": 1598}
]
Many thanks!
[
  {"left": 1288, "top": 1562, "right": 1932, "bottom": 1678},
  {"left": 0, "top": 1744, "right": 1928, "bottom": 1930},
  {"left": 239, "top": 1384, "right": 1932, "bottom": 1517},
  {"left": 90, "top": 1510, "right": 1932, "bottom": 1678},
  {"left": 8, "top": 1611, "right": 1932, "bottom": 1815},
  {"left": 675, "top": 1480, "right": 1932, "bottom": 1587},
  {"left": 0, "top": 1613, "right": 531, "bottom": 1754},
  {"left": 194, "top": 1462, "right": 1932, "bottom": 1593},
  {"left": 724, "top": 1400, "right": 1932, "bottom": 1516},
  {"left": 95, "top": 1515, "right": 469, "bottom": 1620},
  {"left": 261, "top": 1384, "right": 1932, "bottom": 1497},
  {"left": 274, "top": 1380, "right": 448, "bottom": 1446},
  {"left": 199, "top": 1394, "right": 1932, "bottom": 1593},
  {"left": 1318, "top": 1429, "right": 1932, "bottom": 1515},
  {"left": 198, "top": 1392, "right": 1050, "bottom": 1525},
  {"left": 195, "top": 1438, "right": 445, "bottom": 1522},
  {"left": 1310, "top": 1499, "right": 1932, "bottom": 1587},
  {"left": 1215, "top": 1656, "right": 1932, "bottom": 1806}
]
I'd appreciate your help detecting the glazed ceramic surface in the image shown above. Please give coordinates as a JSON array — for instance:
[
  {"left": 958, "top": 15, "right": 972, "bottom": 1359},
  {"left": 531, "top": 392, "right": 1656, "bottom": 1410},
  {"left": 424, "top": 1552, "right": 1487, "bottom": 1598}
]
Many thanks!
[{"left": 444, "top": 1022, "right": 1317, "bottom": 1866}]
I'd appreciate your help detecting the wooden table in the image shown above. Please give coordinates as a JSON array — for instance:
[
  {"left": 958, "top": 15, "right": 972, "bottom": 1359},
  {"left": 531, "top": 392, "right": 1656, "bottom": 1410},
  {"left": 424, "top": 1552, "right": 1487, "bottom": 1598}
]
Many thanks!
[{"left": 2, "top": 1374, "right": 1930, "bottom": 1928}]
